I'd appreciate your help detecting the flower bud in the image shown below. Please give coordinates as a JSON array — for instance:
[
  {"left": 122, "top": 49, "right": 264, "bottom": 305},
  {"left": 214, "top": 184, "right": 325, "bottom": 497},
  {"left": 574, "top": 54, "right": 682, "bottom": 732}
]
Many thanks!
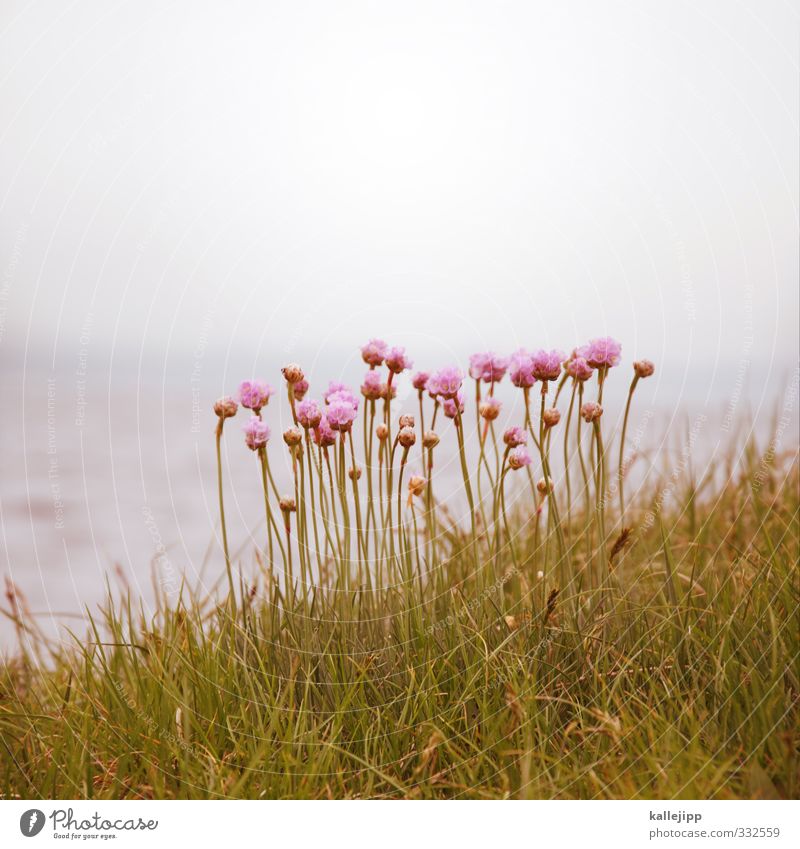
[
  {"left": 214, "top": 397, "right": 238, "bottom": 419},
  {"left": 479, "top": 398, "right": 501, "bottom": 420},
  {"left": 537, "top": 477, "right": 553, "bottom": 495},
  {"left": 503, "top": 426, "right": 526, "bottom": 447},
  {"left": 281, "top": 363, "right": 304, "bottom": 384},
  {"left": 408, "top": 475, "right": 426, "bottom": 497},
  {"left": 542, "top": 408, "right": 561, "bottom": 428},
  {"left": 422, "top": 430, "right": 439, "bottom": 449},
  {"left": 398, "top": 414, "right": 415, "bottom": 429},
  {"left": 283, "top": 426, "right": 303, "bottom": 447},
  {"left": 633, "top": 359, "right": 655, "bottom": 379},
  {"left": 279, "top": 496, "right": 296, "bottom": 513},
  {"left": 376, "top": 423, "right": 389, "bottom": 441},
  {"left": 348, "top": 465, "right": 362, "bottom": 481},
  {"left": 398, "top": 426, "right": 416, "bottom": 448},
  {"left": 580, "top": 402, "right": 603, "bottom": 423}
]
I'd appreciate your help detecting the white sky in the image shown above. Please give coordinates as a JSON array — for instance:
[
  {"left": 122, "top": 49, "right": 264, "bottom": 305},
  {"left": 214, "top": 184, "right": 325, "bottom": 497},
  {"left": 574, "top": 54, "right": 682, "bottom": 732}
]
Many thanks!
[{"left": 0, "top": 0, "right": 797, "bottom": 386}]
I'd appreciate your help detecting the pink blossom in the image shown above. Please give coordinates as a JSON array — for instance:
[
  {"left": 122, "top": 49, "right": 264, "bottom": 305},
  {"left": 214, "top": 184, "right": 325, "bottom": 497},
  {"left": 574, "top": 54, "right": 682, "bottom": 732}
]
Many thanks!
[
  {"left": 428, "top": 366, "right": 463, "bottom": 399},
  {"left": 531, "top": 349, "right": 565, "bottom": 383},
  {"left": 479, "top": 396, "right": 502, "bottom": 420},
  {"left": 386, "top": 346, "right": 413, "bottom": 374},
  {"left": 296, "top": 398, "right": 322, "bottom": 429},
  {"left": 361, "top": 338, "right": 388, "bottom": 367},
  {"left": 442, "top": 391, "right": 465, "bottom": 419},
  {"left": 324, "top": 381, "right": 350, "bottom": 404},
  {"left": 292, "top": 378, "right": 309, "bottom": 401},
  {"left": 238, "top": 380, "right": 274, "bottom": 412},
  {"left": 580, "top": 402, "right": 603, "bottom": 423},
  {"left": 242, "top": 416, "right": 270, "bottom": 450},
  {"left": 503, "top": 426, "right": 527, "bottom": 447},
  {"left": 324, "top": 382, "right": 359, "bottom": 410},
  {"left": 578, "top": 337, "right": 622, "bottom": 369},
  {"left": 508, "top": 447, "right": 532, "bottom": 470},
  {"left": 469, "top": 351, "right": 509, "bottom": 383},
  {"left": 327, "top": 399, "right": 358, "bottom": 431},
  {"left": 411, "top": 371, "right": 430, "bottom": 391},
  {"left": 313, "top": 416, "right": 337, "bottom": 447},
  {"left": 361, "top": 371, "right": 383, "bottom": 400},
  {"left": 509, "top": 349, "right": 536, "bottom": 389},
  {"left": 565, "top": 355, "right": 594, "bottom": 382}
]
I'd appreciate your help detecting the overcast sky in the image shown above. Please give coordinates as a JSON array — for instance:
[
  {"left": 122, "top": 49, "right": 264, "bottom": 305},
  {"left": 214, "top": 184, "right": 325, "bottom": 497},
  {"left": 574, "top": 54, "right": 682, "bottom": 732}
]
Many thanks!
[{"left": 0, "top": 1, "right": 797, "bottom": 393}]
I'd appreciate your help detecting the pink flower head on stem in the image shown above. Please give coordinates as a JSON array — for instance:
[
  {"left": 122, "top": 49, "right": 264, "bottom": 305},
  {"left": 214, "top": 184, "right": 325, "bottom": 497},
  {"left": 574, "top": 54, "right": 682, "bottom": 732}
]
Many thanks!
[
  {"left": 361, "top": 338, "right": 388, "bottom": 367},
  {"left": 313, "top": 415, "right": 337, "bottom": 447},
  {"left": 509, "top": 349, "right": 536, "bottom": 388},
  {"left": 324, "top": 381, "right": 350, "bottom": 404},
  {"left": 292, "top": 378, "right": 309, "bottom": 401},
  {"left": 508, "top": 446, "right": 532, "bottom": 470},
  {"left": 296, "top": 398, "right": 322, "bottom": 429},
  {"left": 442, "top": 391, "right": 465, "bottom": 419},
  {"left": 327, "top": 399, "right": 358, "bottom": 432},
  {"left": 565, "top": 355, "right": 594, "bottom": 382},
  {"left": 428, "top": 366, "right": 463, "bottom": 399},
  {"left": 238, "top": 380, "right": 274, "bottom": 412},
  {"left": 633, "top": 359, "right": 655, "bottom": 378},
  {"left": 243, "top": 416, "right": 270, "bottom": 450},
  {"left": 361, "top": 370, "right": 383, "bottom": 401},
  {"left": 578, "top": 337, "right": 622, "bottom": 369},
  {"left": 213, "top": 397, "right": 238, "bottom": 418},
  {"left": 479, "top": 396, "right": 502, "bottom": 421},
  {"left": 503, "top": 426, "right": 527, "bottom": 447},
  {"left": 531, "top": 349, "right": 565, "bottom": 383},
  {"left": 385, "top": 346, "right": 413, "bottom": 374},
  {"left": 324, "top": 382, "right": 359, "bottom": 411},
  {"left": 411, "top": 371, "right": 430, "bottom": 391},
  {"left": 470, "top": 352, "right": 509, "bottom": 383},
  {"left": 580, "top": 402, "right": 604, "bottom": 423}
]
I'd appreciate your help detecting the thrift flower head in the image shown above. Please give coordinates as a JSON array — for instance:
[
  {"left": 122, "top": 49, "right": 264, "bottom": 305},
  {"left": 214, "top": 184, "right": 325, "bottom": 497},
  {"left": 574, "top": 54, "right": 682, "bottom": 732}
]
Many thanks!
[
  {"left": 313, "top": 416, "right": 337, "bottom": 447},
  {"left": 479, "top": 397, "right": 502, "bottom": 421},
  {"left": 442, "top": 391, "right": 465, "bottom": 419},
  {"left": 408, "top": 475, "right": 426, "bottom": 498},
  {"left": 292, "top": 378, "right": 309, "bottom": 401},
  {"left": 503, "top": 426, "right": 527, "bottom": 447},
  {"left": 238, "top": 380, "right": 274, "bottom": 412},
  {"left": 325, "top": 385, "right": 359, "bottom": 411},
  {"left": 428, "top": 366, "right": 463, "bottom": 399},
  {"left": 399, "top": 414, "right": 415, "bottom": 428},
  {"left": 243, "top": 417, "right": 270, "bottom": 451},
  {"left": 281, "top": 363, "right": 304, "bottom": 384},
  {"left": 580, "top": 402, "right": 604, "bottom": 423},
  {"left": 324, "top": 381, "right": 350, "bottom": 404},
  {"left": 213, "top": 397, "right": 238, "bottom": 419},
  {"left": 348, "top": 466, "right": 362, "bottom": 481},
  {"left": 398, "top": 426, "right": 416, "bottom": 448},
  {"left": 376, "top": 423, "right": 389, "bottom": 441},
  {"left": 283, "top": 426, "right": 302, "bottom": 447},
  {"left": 327, "top": 399, "right": 358, "bottom": 431},
  {"left": 385, "top": 346, "right": 412, "bottom": 374},
  {"left": 633, "top": 359, "right": 655, "bottom": 379},
  {"left": 565, "top": 355, "right": 593, "bottom": 382},
  {"left": 422, "top": 430, "right": 440, "bottom": 449},
  {"left": 361, "top": 338, "right": 388, "bottom": 367},
  {"left": 470, "top": 352, "right": 509, "bottom": 383},
  {"left": 279, "top": 495, "right": 296, "bottom": 513},
  {"left": 296, "top": 399, "right": 322, "bottom": 429},
  {"left": 508, "top": 447, "right": 532, "bottom": 470},
  {"left": 509, "top": 349, "right": 536, "bottom": 388},
  {"left": 537, "top": 477, "right": 553, "bottom": 494},
  {"left": 412, "top": 371, "right": 430, "bottom": 391},
  {"left": 361, "top": 371, "right": 383, "bottom": 401},
  {"left": 543, "top": 408, "right": 561, "bottom": 428},
  {"left": 531, "top": 349, "right": 565, "bottom": 383},
  {"left": 578, "top": 337, "right": 622, "bottom": 369}
]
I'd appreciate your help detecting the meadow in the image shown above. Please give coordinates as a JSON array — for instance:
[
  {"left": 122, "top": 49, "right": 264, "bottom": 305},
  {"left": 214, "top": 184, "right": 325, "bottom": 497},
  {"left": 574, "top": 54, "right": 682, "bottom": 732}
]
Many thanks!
[{"left": 1, "top": 340, "right": 797, "bottom": 799}]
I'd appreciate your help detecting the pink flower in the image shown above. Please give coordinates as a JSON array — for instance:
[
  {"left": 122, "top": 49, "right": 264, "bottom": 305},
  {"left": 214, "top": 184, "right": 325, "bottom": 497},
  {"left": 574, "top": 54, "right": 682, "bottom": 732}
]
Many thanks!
[
  {"left": 428, "top": 366, "right": 463, "bottom": 399},
  {"left": 578, "top": 337, "right": 622, "bottom": 369},
  {"left": 442, "top": 391, "right": 465, "bottom": 419},
  {"left": 296, "top": 398, "right": 322, "bottom": 429},
  {"left": 469, "top": 352, "right": 509, "bottom": 383},
  {"left": 238, "top": 380, "right": 274, "bottom": 412},
  {"left": 243, "top": 416, "right": 270, "bottom": 450},
  {"left": 327, "top": 399, "right": 358, "bottom": 431},
  {"left": 479, "top": 396, "right": 502, "bottom": 420},
  {"left": 361, "top": 338, "right": 388, "bottom": 367},
  {"left": 313, "top": 415, "right": 337, "bottom": 447},
  {"left": 531, "top": 349, "right": 565, "bottom": 382},
  {"left": 565, "top": 355, "right": 594, "bottom": 382},
  {"left": 292, "top": 378, "right": 309, "bottom": 401},
  {"left": 508, "top": 447, "right": 532, "bottom": 470},
  {"left": 324, "top": 382, "right": 359, "bottom": 410},
  {"left": 509, "top": 349, "right": 536, "bottom": 389},
  {"left": 385, "top": 346, "right": 413, "bottom": 374},
  {"left": 411, "top": 371, "right": 430, "bottom": 391},
  {"left": 503, "top": 426, "right": 527, "bottom": 447},
  {"left": 361, "top": 371, "right": 383, "bottom": 400},
  {"left": 580, "top": 402, "right": 603, "bottom": 423}
]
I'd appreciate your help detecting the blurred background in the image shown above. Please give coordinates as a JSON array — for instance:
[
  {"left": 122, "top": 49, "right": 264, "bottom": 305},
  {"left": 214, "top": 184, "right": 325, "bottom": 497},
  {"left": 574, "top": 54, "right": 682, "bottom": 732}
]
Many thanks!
[{"left": 0, "top": 0, "right": 797, "bottom": 648}]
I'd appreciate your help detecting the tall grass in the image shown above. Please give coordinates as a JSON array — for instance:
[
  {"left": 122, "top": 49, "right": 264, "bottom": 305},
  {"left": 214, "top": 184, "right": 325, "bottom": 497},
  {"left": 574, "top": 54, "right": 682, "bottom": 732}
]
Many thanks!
[{"left": 1, "top": 418, "right": 796, "bottom": 799}]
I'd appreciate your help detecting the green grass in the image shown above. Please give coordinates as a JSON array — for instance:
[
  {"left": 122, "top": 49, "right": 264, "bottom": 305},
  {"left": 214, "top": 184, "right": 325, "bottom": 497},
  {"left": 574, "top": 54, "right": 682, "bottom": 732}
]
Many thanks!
[{"left": 1, "top": 430, "right": 797, "bottom": 799}]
